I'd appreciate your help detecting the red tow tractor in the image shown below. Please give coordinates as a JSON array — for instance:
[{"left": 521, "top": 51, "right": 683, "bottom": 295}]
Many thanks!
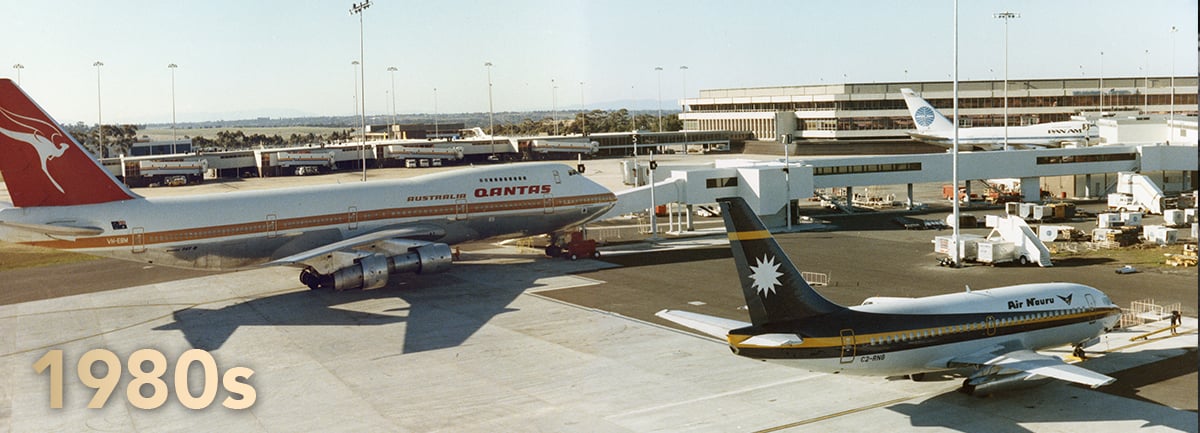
[{"left": 545, "top": 230, "right": 600, "bottom": 260}]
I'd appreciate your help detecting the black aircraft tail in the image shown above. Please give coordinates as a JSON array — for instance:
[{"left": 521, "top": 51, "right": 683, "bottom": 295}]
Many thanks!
[{"left": 718, "top": 197, "right": 845, "bottom": 326}]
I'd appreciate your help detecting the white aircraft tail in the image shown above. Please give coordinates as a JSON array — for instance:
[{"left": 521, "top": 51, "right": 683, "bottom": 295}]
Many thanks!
[{"left": 900, "top": 88, "right": 955, "bottom": 133}]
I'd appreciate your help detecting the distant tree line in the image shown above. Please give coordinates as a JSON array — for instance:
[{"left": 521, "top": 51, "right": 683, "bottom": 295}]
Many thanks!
[
  {"left": 63, "top": 122, "right": 139, "bottom": 158},
  {"left": 493, "top": 110, "right": 681, "bottom": 136},
  {"left": 190, "top": 129, "right": 356, "bottom": 151},
  {"left": 59, "top": 108, "right": 677, "bottom": 156}
]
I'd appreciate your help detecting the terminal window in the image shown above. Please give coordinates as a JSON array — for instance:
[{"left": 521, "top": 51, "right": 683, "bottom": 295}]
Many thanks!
[
  {"left": 813, "top": 162, "right": 922, "bottom": 176},
  {"left": 1035, "top": 153, "right": 1135, "bottom": 165},
  {"left": 706, "top": 177, "right": 738, "bottom": 188}
]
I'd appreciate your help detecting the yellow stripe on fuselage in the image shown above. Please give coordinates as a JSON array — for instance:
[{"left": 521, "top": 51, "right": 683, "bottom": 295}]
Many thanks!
[{"left": 727, "top": 230, "right": 771, "bottom": 241}]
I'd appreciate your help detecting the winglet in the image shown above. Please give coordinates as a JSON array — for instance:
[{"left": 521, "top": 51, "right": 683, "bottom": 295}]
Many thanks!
[
  {"left": 900, "top": 88, "right": 955, "bottom": 133},
  {"left": 0, "top": 78, "right": 138, "bottom": 207},
  {"left": 717, "top": 197, "right": 844, "bottom": 326}
]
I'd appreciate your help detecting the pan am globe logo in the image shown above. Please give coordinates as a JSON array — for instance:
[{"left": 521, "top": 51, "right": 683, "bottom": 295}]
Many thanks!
[{"left": 914, "top": 106, "right": 935, "bottom": 128}]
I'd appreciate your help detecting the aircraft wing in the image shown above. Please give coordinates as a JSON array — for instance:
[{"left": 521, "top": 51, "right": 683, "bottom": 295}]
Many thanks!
[
  {"left": 656, "top": 309, "right": 750, "bottom": 340},
  {"left": 949, "top": 348, "right": 1115, "bottom": 388},
  {"left": 266, "top": 224, "right": 446, "bottom": 270}
]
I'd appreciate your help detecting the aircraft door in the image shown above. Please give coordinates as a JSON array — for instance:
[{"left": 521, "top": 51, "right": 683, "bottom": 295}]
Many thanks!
[
  {"left": 543, "top": 194, "right": 554, "bottom": 214},
  {"left": 266, "top": 214, "right": 278, "bottom": 238},
  {"left": 131, "top": 227, "right": 145, "bottom": 253},
  {"left": 348, "top": 206, "right": 359, "bottom": 230},
  {"left": 985, "top": 315, "right": 997, "bottom": 336},
  {"left": 839, "top": 329, "right": 856, "bottom": 364},
  {"left": 455, "top": 199, "right": 468, "bottom": 221}
]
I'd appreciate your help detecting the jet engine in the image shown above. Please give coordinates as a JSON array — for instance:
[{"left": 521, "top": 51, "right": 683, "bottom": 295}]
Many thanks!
[
  {"left": 300, "top": 243, "right": 453, "bottom": 291},
  {"left": 959, "top": 371, "right": 1050, "bottom": 396}
]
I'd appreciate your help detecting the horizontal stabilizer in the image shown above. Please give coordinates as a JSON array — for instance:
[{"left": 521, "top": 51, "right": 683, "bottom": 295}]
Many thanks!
[
  {"left": 655, "top": 309, "right": 749, "bottom": 340},
  {"left": 0, "top": 221, "right": 104, "bottom": 237}
]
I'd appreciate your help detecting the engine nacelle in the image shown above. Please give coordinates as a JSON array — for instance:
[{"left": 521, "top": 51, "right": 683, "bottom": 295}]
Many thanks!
[
  {"left": 960, "top": 371, "right": 1051, "bottom": 397},
  {"left": 300, "top": 243, "right": 454, "bottom": 291}
]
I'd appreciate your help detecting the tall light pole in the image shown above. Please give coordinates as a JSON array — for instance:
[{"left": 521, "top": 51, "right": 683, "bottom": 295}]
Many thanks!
[
  {"left": 484, "top": 61, "right": 495, "bottom": 158},
  {"left": 350, "top": 0, "right": 371, "bottom": 181},
  {"left": 551, "top": 79, "right": 559, "bottom": 135},
  {"left": 1169, "top": 25, "right": 1177, "bottom": 143},
  {"left": 168, "top": 63, "right": 178, "bottom": 147},
  {"left": 1143, "top": 50, "right": 1150, "bottom": 112},
  {"left": 679, "top": 65, "right": 688, "bottom": 155},
  {"left": 1099, "top": 51, "right": 1104, "bottom": 114},
  {"left": 387, "top": 66, "right": 397, "bottom": 137},
  {"left": 993, "top": 11, "right": 1018, "bottom": 151},
  {"left": 93, "top": 61, "right": 104, "bottom": 156},
  {"left": 433, "top": 87, "right": 439, "bottom": 139},
  {"left": 11, "top": 64, "right": 23, "bottom": 86},
  {"left": 655, "top": 66, "right": 663, "bottom": 132},
  {"left": 951, "top": 0, "right": 961, "bottom": 268},
  {"left": 579, "top": 81, "right": 586, "bottom": 136}
]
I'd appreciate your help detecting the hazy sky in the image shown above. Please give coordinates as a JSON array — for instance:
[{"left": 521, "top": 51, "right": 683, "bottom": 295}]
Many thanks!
[{"left": 1, "top": 0, "right": 1195, "bottom": 124}]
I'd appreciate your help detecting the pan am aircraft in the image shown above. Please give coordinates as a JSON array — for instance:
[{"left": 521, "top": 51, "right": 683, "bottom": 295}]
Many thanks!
[
  {"left": 0, "top": 78, "right": 616, "bottom": 291},
  {"left": 901, "top": 88, "right": 1096, "bottom": 151},
  {"left": 658, "top": 197, "right": 1122, "bottom": 396}
]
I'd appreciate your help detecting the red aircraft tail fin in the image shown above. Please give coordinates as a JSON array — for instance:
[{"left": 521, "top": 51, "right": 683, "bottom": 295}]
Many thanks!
[{"left": 0, "top": 78, "right": 137, "bottom": 207}]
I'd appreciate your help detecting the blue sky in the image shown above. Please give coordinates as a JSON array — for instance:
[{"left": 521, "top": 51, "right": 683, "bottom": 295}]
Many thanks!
[{"left": 1, "top": 0, "right": 1195, "bottom": 124}]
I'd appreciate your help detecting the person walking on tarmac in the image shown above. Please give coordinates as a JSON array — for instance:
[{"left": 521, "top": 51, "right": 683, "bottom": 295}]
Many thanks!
[{"left": 1170, "top": 310, "right": 1182, "bottom": 335}]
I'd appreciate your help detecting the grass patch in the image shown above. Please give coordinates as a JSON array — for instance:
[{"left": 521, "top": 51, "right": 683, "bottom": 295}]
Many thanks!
[
  {"left": 1052, "top": 242, "right": 1195, "bottom": 269},
  {"left": 0, "top": 242, "right": 100, "bottom": 271}
]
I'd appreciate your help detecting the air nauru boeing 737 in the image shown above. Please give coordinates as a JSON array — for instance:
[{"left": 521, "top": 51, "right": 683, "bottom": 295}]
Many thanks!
[
  {"left": 0, "top": 78, "right": 616, "bottom": 291},
  {"left": 657, "top": 197, "right": 1122, "bottom": 396},
  {"left": 901, "top": 88, "right": 1096, "bottom": 151}
]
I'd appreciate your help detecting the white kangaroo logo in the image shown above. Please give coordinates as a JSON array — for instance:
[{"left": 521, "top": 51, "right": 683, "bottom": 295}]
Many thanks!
[{"left": 0, "top": 106, "right": 69, "bottom": 193}]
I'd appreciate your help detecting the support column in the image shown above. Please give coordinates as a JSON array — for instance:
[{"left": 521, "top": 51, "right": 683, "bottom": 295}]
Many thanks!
[
  {"left": 846, "top": 186, "right": 853, "bottom": 213},
  {"left": 1084, "top": 174, "right": 1093, "bottom": 199},
  {"left": 906, "top": 183, "right": 914, "bottom": 209},
  {"left": 686, "top": 204, "right": 695, "bottom": 231},
  {"left": 1020, "top": 176, "right": 1041, "bottom": 202},
  {"left": 964, "top": 180, "right": 972, "bottom": 207}
]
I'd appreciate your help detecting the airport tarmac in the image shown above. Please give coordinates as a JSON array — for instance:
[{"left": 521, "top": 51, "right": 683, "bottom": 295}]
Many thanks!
[{"left": 1, "top": 156, "right": 1197, "bottom": 432}]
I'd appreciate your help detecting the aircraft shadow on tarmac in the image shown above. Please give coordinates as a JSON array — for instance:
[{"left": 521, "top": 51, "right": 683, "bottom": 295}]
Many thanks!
[
  {"left": 152, "top": 265, "right": 540, "bottom": 354},
  {"left": 597, "top": 246, "right": 733, "bottom": 268},
  {"left": 886, "top": 348, "right": 1197, "bottom": 433}
]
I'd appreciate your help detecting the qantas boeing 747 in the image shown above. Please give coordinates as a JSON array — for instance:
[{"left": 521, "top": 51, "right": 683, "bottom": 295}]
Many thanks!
[
  {"left": 0, "top": 78, "right": 616, "bottom": 291},
  {"left": 658, "top": 197, "right": 1122, "bottom": 396}
]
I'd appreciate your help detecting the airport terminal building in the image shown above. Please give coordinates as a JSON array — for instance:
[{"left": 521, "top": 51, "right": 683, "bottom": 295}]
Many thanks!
[{"left": 680, "top": 76, "right": 1198, "bottom": 142}]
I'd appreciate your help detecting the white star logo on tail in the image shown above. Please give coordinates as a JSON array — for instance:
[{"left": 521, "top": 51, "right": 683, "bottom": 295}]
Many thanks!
[{"left": 749, "top": 254, "right": 783, "bottom": 298}]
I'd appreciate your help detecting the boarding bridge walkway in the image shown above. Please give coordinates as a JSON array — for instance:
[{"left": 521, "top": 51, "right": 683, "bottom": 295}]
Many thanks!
[
  {"left": 605, "top": 176, "right": 686, "bottom": 218},
  {"left": 594, "top": 144, "right": 1195, "bottom": 226}
]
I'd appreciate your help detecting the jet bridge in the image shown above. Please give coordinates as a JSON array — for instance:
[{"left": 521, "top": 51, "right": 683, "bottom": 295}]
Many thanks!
[
  {"left": 596, "top": 144, "right": 1194, "bottom": 229},
  {"left": 601, "top": 160, "right": 815, "bottom": 228}
]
